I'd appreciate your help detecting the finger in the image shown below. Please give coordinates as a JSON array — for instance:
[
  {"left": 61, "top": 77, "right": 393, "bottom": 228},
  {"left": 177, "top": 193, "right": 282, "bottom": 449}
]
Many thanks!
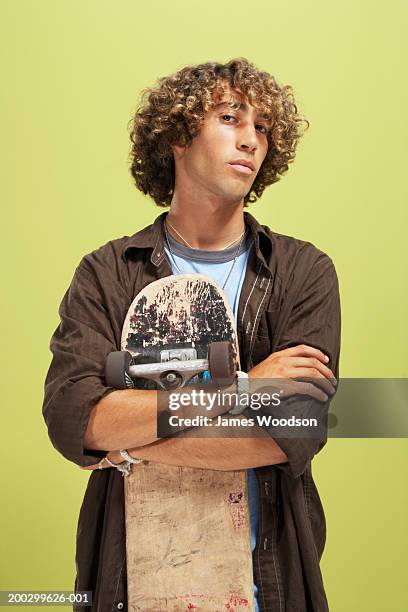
[
  {"left": 289, "top": 370, "right": 336, "bottom": 396},
  {"left": 289, "top": 380, "right": 329, "bottom": 402},
  {"left": 276, "top": 344, "right": 330, "bottom": 364},
  {"left": 285, "top": 357, "right": 336, "bottom": 381},
  {"left": 271, "top": 379, "right": 328, "bottom": 402},
  {"left": 81, "top": 462, "right": 108, "bottom": 470},
  {"left": 275, "top": 380, "right": 328, "bottom": 402}
]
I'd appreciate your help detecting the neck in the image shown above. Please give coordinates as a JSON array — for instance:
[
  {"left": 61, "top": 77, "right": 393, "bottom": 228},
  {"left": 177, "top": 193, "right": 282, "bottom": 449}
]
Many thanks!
[{"left": 166, "top": 198, "right": 246, "bottom": 251}]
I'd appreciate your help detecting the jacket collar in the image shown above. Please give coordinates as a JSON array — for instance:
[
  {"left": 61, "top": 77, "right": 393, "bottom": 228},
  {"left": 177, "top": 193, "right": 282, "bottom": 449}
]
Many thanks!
[{"left": 122, "top": 210, "right": 273, "bottom": 269}]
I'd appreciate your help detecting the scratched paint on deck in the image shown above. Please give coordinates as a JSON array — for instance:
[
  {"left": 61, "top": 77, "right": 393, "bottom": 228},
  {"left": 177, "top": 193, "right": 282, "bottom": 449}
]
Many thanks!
[
  {"left": 225, "top": 491, "right": 246, "bottom": 529},
  {"left": 225, "top": 591, "right": 250, "bottom": 609},
  {"left": 122, "top": 274, "right": 239, "bottom": 363},
  {"left": 178, "top": 591, "right": 249, "bottom": 610}
]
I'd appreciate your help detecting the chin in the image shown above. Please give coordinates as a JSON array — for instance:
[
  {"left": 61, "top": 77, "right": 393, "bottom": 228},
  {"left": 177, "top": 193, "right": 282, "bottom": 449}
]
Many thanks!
[{"left": 222, "top": 184, "right": 251, "bottom": 201}]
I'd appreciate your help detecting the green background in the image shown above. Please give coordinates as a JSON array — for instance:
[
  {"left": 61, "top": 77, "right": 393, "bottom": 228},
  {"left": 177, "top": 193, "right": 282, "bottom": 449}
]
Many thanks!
[{"left": 1, "top": 1, "right": 407, "bottom": 610}]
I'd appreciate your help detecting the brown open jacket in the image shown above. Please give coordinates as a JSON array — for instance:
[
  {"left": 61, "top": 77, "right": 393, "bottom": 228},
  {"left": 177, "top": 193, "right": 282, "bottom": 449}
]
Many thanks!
[{"left": 42, "top": 211, "right": 341, "bottom": 612}]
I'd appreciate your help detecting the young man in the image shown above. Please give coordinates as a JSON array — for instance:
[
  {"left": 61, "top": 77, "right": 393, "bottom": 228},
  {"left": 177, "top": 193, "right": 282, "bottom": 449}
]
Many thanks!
[{"left": 43, "top": 58, "right": 340, "bottom": 611}]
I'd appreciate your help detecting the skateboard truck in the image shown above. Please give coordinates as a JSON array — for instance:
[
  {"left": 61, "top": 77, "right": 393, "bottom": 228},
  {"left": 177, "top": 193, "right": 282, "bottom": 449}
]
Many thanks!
[{"left": 105, "top": 340, "right": 236, "bottom": 391}]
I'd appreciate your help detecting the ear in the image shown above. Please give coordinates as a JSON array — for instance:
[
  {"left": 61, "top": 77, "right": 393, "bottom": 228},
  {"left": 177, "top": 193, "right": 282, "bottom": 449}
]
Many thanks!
[{"left": 172, "top": 142, "right": 187, "bottom": 160}]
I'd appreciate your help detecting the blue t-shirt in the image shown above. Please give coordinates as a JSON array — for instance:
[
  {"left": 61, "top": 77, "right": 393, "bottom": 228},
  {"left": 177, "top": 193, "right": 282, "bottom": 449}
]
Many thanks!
[{"left": 164, "top": 228, "right": 260, "bottom": 611}]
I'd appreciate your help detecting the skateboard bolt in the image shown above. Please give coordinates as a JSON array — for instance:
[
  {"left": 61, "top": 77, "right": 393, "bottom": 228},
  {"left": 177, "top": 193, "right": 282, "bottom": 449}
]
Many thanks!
[{"left": 166, "top": 373, "right": 177, "bottom": 382}]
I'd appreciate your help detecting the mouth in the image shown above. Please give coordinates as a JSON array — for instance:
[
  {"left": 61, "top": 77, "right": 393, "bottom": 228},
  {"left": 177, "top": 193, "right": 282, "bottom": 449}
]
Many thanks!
[{"left": 228, "top": 163, "right": 254, "bottom": 175}]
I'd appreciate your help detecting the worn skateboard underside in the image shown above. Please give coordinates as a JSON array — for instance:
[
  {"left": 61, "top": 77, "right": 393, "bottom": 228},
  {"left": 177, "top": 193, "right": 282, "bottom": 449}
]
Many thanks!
[
  {"left": 125, "top": 464, "right": 253, "bottom": 611},
  {"left": 122, "top": 275, "right": 254, "bottom": 611}
]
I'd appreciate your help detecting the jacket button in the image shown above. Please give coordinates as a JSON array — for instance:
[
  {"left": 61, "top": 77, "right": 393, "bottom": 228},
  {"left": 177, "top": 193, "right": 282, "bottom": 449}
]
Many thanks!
[
  {"left": 263, "top": 537, "right": 268, "bottom": 550},
  {"left": 116, "top": 603, "right": 124, "bottom": 610},
  {"left": 264, "top": 482, "right": 270, "bottom": 496}
]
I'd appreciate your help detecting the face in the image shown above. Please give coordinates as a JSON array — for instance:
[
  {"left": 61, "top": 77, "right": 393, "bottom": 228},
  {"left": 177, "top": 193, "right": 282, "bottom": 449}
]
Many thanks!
[{"left": 172, "top": 85, "right": 271, "bottom": 204}]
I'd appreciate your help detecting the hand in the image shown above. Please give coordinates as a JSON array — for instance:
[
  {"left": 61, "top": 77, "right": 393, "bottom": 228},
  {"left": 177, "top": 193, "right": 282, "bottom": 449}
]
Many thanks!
[{"left": 248, "top": 344, "right": 337, "bottom": 402}]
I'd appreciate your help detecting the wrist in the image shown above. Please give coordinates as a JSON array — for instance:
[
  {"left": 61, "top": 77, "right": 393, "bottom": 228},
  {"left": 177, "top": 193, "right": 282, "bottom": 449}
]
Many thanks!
[
  {"left": 107, "top": 450, "right": 123, "bottom": 464},
  {"left": 101, "top": 449, "right": 143, "bottom": 477},
  {"left": 228, "top": 370, "right": 249, "bottom": 415}
]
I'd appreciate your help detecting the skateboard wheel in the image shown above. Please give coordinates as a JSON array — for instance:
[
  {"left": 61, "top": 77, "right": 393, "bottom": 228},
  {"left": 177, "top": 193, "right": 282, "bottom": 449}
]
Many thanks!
[
  {"left": 105, "top": 351, "right": 134, "bottom": 389},
  {"left": 208, "top": 341, "right": 236, "bottom": 386}
]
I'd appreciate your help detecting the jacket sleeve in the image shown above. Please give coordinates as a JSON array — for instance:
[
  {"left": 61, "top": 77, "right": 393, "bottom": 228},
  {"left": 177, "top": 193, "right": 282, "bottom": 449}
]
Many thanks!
[
  {"left": 270, "top": 251, "right": 341, "bottom": 478},
  {"left": 42, "top": 262, "right": 119, "bottom": 467}
]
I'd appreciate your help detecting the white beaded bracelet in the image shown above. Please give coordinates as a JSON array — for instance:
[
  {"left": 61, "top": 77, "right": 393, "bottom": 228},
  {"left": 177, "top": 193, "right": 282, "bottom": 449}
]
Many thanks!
[
  {"left": 119, "top": 449, "right": 144, "bottom": 465},
  {"left": 98, "top": 455, "right": 131, "bottom": 477}
]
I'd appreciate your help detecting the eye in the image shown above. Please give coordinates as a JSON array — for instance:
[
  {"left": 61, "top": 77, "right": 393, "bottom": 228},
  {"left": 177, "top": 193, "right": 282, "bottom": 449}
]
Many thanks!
[
  {"left": 221, "top": 114, "right": 268, "bottom": 134},
  {"left": 221, "top": 114, "right": 236, "bottom": 122}
]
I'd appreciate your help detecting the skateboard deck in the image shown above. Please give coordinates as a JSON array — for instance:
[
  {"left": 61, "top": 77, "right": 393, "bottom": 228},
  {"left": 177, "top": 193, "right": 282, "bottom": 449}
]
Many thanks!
[{"left": 121, "top": 274, "right": 254, "bottom": 612}]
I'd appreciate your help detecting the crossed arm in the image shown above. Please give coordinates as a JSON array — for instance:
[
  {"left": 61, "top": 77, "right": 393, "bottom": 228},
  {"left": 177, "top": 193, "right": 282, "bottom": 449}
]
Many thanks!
[
  {"left": 82, "top": 387, "right": 288, "bottom": 471},
  {"left": 82, "top": 344, "right": 336, "bottom": 472},
  {"left": 43, "top": 253, "right": 340, "bottom": 475}
]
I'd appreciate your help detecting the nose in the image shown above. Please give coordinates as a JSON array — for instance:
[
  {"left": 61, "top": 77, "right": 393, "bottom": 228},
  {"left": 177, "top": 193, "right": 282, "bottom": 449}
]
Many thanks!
[{"left": 237, "top": 124, "right": 258, "bottom": 153}]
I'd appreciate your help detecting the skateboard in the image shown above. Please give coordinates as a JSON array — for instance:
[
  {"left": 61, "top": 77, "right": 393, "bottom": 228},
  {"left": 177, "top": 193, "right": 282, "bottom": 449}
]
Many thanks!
[{"left": 105, "top": 274, "right": 254, "bottom": 612}]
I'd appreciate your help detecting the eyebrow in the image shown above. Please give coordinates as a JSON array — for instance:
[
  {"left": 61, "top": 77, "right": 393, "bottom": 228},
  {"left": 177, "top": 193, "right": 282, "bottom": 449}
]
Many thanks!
[{"left": 215, "top": 99, "right": 272, "bottom": 122}]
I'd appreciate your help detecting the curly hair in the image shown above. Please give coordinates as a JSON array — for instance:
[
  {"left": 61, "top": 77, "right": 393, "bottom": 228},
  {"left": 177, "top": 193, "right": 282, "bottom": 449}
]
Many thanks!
[{"left": 128, "top": 58, "right": 309, "bottom": 207}]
